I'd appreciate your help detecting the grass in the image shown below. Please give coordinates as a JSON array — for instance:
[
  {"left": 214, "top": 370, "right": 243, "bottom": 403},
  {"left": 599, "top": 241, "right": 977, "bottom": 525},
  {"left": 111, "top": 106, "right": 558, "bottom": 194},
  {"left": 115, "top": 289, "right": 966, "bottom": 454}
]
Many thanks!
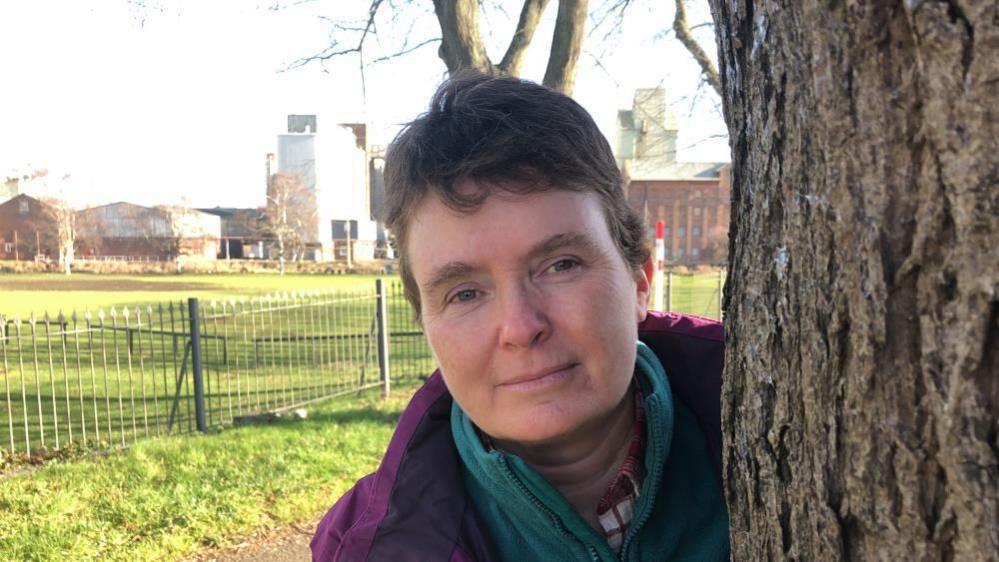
[
  {"left": 656, "top": 270, "right": 726, "bottom": 320},
  {"left": 0, "top": 383, "right": 417, "bottom": 561},
  {"left": 0, "top": 274, "right": 383, "bottom": 318}
]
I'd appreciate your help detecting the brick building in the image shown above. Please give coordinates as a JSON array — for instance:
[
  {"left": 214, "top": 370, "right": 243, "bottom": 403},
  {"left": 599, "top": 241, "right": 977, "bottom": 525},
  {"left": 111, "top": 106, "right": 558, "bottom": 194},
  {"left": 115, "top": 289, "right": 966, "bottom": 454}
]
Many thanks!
[
  {"left": 625, "top": 162, "right": 731, "bottom": 264},
  {"left": 618, "top": 89, "right": 731, "bottom": 265},
  {"left": 0, "top": 194, "right": 58, "bottom": 260}
]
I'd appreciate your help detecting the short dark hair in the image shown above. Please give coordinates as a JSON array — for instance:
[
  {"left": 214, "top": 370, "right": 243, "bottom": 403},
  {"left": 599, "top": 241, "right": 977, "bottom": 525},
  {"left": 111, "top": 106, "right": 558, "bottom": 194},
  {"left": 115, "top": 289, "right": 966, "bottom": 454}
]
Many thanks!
[{"left": 384, "top": 70, "right": 649, "bottom": 319}]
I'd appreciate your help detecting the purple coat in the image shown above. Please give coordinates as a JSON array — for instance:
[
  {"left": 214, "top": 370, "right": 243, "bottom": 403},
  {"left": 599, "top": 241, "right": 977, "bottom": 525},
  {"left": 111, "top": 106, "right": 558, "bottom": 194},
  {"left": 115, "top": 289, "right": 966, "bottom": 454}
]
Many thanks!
[{"left": 311, "top": 312, "right": 725, "bottom": 561}]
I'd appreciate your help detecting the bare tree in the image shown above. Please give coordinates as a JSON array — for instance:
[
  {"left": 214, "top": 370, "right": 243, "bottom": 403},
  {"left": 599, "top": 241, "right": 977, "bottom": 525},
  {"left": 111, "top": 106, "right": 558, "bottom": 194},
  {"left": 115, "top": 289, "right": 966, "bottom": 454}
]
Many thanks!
[
  {"left": 39, "top": 197, "right": 76, "bottom": 275},
  {"left": 702, "top": 224, "right": 727, "bottom": 264},
  {"left": 264, "top": 171, "right": 316, "bottom": 274},
  {"left": 710, "top": 0, "right": 996, "bottom": 558},
  {"left": 671, "top": 0, "right": 719, "bottom": 96},
  {"left": 73, "top": 209, "right": 106, "bottom": 259},
  {"left": 152, "top": 203, "right": 218, "bottom": 272},
  {"left": 289, "top": 0, "right": 589, "bottom": 95}
]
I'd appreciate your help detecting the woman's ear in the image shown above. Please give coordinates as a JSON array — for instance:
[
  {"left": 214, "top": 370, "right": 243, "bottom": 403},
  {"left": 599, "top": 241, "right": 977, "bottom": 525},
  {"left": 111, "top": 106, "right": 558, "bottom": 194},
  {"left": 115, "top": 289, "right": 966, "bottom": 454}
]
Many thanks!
[{"left": 635, "top": 256, "right": 654, "bottom": 323}]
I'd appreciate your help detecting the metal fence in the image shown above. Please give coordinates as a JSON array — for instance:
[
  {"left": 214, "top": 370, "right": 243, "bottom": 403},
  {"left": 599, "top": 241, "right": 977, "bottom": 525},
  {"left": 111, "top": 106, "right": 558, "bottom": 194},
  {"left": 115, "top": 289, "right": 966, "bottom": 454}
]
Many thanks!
[
  {"left": 0, "top": 280, "right": 433, "bottom": 460},
  {"left": 657, "top": 269, "right": 726, "bottom": 320},
  {"left": 0, "top": 272, "right": 723, "bottom": 462}
]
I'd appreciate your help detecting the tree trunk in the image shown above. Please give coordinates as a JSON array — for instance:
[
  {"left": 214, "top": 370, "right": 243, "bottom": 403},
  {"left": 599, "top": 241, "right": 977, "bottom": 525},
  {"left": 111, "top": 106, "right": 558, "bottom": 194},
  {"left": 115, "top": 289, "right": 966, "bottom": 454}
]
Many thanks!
[
  {"left": 709, "top": 0, "right": 997, "bottom": 560},
  {"left": 432, "top": 0, "right": 494, "bottom": 75},
  {"left": 498, "top": 0, "right": 551, "bottom": 76},
  {"left": 278, "top": 236, "right": 286, "bottom": 275},
  {"left": 61, "top": 244, "right": 73, "bottom": 276},
  {"left": 542, "top": 0, "right": 588, "bottom": 95}
]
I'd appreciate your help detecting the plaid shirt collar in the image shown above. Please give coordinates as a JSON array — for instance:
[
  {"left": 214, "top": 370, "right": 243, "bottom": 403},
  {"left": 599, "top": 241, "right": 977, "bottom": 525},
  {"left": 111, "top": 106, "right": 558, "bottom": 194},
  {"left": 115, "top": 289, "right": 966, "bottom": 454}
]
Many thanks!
[
  {"left": 596, "top": 385, "right": 646, "bottom": 553},
  {"left": 478, "top": 384, "right": 647, "bottom": 553}
]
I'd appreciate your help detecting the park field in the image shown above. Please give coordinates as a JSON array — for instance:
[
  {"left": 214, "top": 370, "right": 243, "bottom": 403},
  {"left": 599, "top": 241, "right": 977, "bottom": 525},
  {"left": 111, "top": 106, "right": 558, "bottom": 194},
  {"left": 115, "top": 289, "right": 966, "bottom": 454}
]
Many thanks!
[
  {"left": 0, "top": 273, "right": 383, "bottom": 318},
  {"left": 0, "top": 383, "right": 418, "bottom": 561}
]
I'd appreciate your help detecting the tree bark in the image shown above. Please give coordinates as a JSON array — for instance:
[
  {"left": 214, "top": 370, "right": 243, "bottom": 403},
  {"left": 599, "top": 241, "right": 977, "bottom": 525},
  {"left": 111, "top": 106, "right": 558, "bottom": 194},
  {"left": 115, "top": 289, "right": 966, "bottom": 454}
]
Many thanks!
[
  {"left": 499, "top": 0, "right": 551, "bottom": 76},
  {"left": 543, "top": 0, "right": 588, "bottom": 95},
  {"left": 709, "top": 0, "right": 997, "bottom": 559},
  {"left": 432, "top": 0, "right": 494, "bottom": 75},
  {"left": 673, "top": 0, "right": 721, "bottom": 97}
]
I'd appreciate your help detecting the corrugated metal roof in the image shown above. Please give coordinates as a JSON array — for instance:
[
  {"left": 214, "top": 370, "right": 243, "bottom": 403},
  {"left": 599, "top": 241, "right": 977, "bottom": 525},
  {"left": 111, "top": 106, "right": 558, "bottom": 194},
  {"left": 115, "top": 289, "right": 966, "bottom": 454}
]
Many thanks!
[
  {"left": 199, "top": 207, "right": 266, "bottom": 238},
  {"left": 624, "top": 159, "right": 727, "bottom": 181}
]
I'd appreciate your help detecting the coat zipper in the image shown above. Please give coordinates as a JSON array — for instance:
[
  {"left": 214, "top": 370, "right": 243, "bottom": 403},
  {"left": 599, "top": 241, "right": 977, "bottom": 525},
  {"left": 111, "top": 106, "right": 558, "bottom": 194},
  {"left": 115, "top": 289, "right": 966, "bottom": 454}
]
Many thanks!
[{"left": 496, "top": 456, "right": 604, "bottom": 561}]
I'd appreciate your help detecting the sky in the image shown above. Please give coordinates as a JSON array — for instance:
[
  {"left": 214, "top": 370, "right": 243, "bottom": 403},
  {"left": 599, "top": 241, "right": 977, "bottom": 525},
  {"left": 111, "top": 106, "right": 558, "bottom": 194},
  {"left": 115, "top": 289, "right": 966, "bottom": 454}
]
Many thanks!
[{"left": 0, "top": 0, "right": 728, "bottom": 209}]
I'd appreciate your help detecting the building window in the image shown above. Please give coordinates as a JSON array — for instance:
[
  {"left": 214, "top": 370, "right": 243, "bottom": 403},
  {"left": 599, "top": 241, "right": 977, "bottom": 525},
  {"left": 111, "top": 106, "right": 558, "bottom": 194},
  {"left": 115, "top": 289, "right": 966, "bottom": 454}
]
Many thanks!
[
  {"left": 693, "top": 207, "right": 702, "bottom": 216},
  {"left": 678, "top": 227, "right": 686, "bottom": 237},
  {"left": 693, "top": 227, "right": 701, "bottom": 237},
  {"left": 664, "top": 227, "right": 670, "bottom": 237},
  {"left": 663, "top": 248, "right": 670, "bottom": 257},
  {"left": 18, "top": 200, "right": 30, "bottom": 215},
  {"left": 692, "top": 248, "right": 700, "bottom": 257},
  {"left": 3, "top": 243, "right": 12, "bottom": 253},
  {"left": 677, "top": 248, "right": 685, "bottom": 258}
]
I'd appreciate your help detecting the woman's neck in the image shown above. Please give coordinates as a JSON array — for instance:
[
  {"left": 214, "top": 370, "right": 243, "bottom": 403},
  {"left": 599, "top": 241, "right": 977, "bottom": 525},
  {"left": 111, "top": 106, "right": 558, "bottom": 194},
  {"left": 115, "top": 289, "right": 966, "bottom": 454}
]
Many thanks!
[{"left": 492, "top": 388, "right": 636, "bottom": 531}]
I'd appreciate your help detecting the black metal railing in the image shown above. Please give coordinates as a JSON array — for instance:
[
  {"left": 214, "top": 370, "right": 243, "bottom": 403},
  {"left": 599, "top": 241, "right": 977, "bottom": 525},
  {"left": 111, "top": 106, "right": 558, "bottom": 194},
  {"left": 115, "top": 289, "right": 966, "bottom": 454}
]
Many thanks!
[{"left": 0, "top": 280, "right": 433, "bottom": 460}]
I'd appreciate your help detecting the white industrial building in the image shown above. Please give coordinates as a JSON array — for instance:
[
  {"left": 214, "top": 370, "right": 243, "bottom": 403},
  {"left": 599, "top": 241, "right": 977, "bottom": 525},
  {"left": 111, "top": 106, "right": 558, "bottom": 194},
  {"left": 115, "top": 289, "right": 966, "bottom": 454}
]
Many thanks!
[{"left": 274, "top": 115, "right": 377, "bottom": 262}]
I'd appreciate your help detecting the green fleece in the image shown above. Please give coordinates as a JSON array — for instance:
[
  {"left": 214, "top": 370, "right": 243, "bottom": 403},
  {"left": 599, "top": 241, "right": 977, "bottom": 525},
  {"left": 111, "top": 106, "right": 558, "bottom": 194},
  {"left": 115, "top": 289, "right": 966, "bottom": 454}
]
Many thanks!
[{"left": 451, "top": 342, "right": 730, "bottom": 561}]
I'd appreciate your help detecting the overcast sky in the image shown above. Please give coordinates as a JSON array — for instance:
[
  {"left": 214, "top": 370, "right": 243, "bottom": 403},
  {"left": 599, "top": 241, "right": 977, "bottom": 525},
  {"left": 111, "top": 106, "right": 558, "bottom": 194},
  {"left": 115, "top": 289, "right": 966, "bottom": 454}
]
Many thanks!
[{"left": 0, "top": 0, "right": 728, "bottom": 209}]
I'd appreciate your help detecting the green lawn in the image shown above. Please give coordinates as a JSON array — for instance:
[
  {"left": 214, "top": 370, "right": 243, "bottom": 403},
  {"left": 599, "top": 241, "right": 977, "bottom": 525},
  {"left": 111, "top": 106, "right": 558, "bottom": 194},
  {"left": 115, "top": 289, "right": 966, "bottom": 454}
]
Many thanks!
[
  {"left": 654, "top": 270, "right": 726, "bottom": 320},
  {"left": 0, "top": 383, "right": 416, "bottom": 561},
  {"left": 0, "top": 274, "right": 383, "bottom": 318}
]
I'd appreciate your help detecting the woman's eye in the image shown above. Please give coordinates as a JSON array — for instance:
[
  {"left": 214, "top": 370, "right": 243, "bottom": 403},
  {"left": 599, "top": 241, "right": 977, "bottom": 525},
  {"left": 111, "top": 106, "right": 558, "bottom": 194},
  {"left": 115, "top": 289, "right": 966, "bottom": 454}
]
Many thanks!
[
  {"left": 550, "top": 258, "right": 578, "bottom": 273},
  {"left": 451, "top": 289, "right": 479, "bottom": 303}
]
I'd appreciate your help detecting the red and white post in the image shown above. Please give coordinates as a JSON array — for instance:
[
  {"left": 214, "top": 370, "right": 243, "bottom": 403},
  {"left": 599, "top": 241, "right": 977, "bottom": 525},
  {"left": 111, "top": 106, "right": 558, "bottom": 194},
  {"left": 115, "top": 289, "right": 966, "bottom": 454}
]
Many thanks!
[{"left": 652, "top": 220, "right": 665, "bottom": 312}]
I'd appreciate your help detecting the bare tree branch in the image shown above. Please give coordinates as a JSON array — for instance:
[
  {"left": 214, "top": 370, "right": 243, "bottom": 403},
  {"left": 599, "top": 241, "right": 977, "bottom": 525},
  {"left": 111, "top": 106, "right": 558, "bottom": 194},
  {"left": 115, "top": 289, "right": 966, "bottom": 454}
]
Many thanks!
[
  {"left": 432, "top": 0, "right": 494, "bottom": 74},
  {"left": 369, "top": 37, "right": 442, "bottom": 64},
  {"left": 282, "top": 0, "right": 384, "bottom": 72},
  {"left": 266, "top": 0, "right": 322, "bottom": 12},
  {"left": 543, "top": 0, "right": 588, "bottom": 95},
  {"left": 316, "top": 16, "right": 370, "bottom": 34},
  {"left": 586, "top": 0, "right": 632, "bottom": 43},
  {"left": 672, "top": 0, "right": 720, "bottom": 96},
  {"left": 497, "top": 0, "right": 550, "bottom": 76}
]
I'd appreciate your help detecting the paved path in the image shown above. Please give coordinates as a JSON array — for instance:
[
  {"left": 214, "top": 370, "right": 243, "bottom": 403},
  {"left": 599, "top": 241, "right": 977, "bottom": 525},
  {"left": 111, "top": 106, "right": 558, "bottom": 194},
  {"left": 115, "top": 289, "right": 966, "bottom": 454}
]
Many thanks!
[{"left": 194, "top": 526, "right": 313, "bottom": 562}]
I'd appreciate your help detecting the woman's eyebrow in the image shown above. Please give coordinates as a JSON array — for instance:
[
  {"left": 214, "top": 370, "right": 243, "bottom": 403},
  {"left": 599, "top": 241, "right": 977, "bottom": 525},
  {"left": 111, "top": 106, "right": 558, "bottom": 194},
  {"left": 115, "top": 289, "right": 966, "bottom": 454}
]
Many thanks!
[
  {"left": 525, "top": 232, "right": 599, "bottom": 262},
  {"left": 423, "top": 261, "right": 479, "bottom": 297}
]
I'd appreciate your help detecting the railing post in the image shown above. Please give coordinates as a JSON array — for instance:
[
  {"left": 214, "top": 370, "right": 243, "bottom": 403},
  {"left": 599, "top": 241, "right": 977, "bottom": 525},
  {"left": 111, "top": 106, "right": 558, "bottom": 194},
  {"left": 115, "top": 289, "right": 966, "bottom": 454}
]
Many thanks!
[
  {"left": 188, "top": 298, "right": 207, "bottom": 432},
  {"left": 717, "top": 268, "right": 724, "bottom": 320},
  {"left": 375, "top": 279, "right": 390, "bottom": 398},
  {"left": 665, "top": 271, "right": 673, "bottom": 312}
]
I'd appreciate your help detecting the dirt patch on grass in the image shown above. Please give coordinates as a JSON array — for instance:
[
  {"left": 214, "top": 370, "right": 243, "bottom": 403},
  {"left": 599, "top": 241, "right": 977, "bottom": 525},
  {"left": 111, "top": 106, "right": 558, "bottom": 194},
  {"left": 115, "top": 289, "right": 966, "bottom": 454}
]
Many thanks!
[{"left": 0, "top": 279, "right": 214, "bottom": 292}]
